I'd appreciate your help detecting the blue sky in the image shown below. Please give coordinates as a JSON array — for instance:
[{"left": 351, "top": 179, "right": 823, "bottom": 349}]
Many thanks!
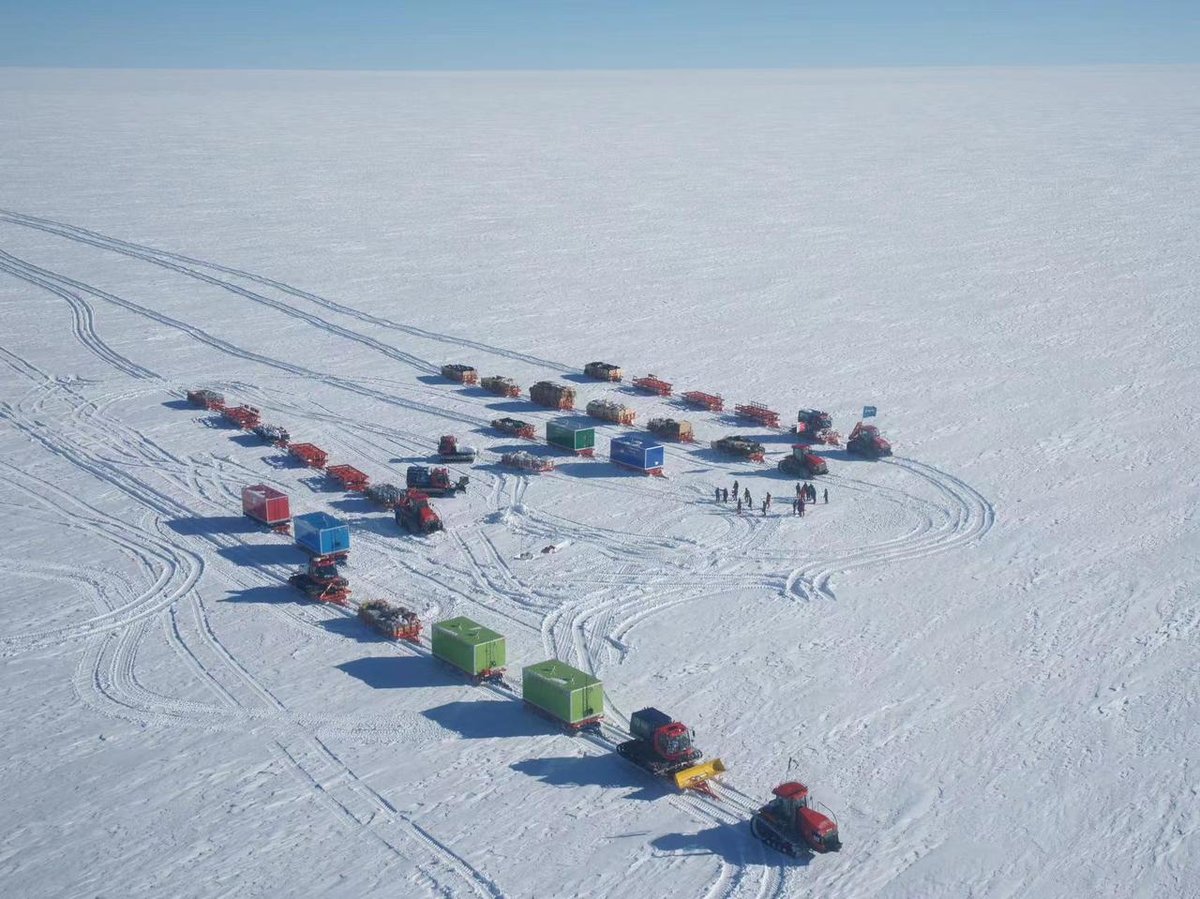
[{"left": 2, "top": 1, "right": 1196, "bottom": 69}]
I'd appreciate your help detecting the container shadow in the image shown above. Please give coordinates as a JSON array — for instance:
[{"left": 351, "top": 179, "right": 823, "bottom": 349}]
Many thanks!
[
  {"left": 559, "top": 373, "right": 594, "bottom": 384},
  {"left": 510, "top": 756, "right": 661, "bottom": 800},
  {"left": 337, "top": 656, "right": 462, "bottom": 689},
  {"left": 485, "top": 400, "right": 532, "bottom": 414},
  {"left": 424, "top": 700, "right": 553, "bottom": 738},
  {"left": 416, "top": 374, "right": 449, "bottom": 385},
  {"left": 166, "top": 515, "right": 260, "bottom": 537},
  {"left": 651, "top": 824, "right": 811, "bottom": 866},
  {"left": 554, "top": 461, "right": 644, "bottom": 480},
  {"left": 217, "top": 543, "right": 302, "bottom": 567},
  {"left": 162, "top": 399, "right": 193, "bottom": 411}
]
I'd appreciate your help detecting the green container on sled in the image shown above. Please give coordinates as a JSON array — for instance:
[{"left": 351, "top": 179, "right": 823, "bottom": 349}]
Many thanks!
[
  {"left": 522, "top": 659, "right": 604, "bottom": 726},
  {"left": 431, "top": 617, "right": 506, "bottom": 676},
  {"left": 546, "top": 418, "right": 595, "bottom": 454}
]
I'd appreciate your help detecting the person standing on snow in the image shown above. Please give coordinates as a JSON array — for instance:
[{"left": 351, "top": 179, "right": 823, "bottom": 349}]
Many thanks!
[
  {"left": 743, "top": 487, "right": 751, "bottom": 506},
  {"left": 792, "top": 497, "right": 799, "bottom": 516},
  {"left": 715, "top": 486, "right": 721, "bottom": 503},
  {"left": 798, "top": 497, "right": 806, "bottom": 517},
  {"left": 722, "top": 487, "right": 729, "bottom": 503},
  {"left": 795, "top": 482, "right": 803, "bottom": 497},
  {"left": 823, "top": 487, "right": 829, "bottom": 504},
  {"left": 736, "top": 497, "right": 743, "bottom": 514},
  {"left": 732, "top": 479, "right": 739, "bottom": 499}
]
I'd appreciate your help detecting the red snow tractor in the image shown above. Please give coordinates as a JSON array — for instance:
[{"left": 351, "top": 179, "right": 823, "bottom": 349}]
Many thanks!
[
  {"left": 616, "top": 708, "right": 727, "bottom": 794},
  {"left": 751, "top": 781, "right": 841, "bottom": 856},
  {"left": 846, "top": 421, "right": 892, "bottom": 458},
  {"left": 395, "top": 490, "right": 443, "bottom": 534},
  {"left": 778, "top": 445, "right": 829, "bottom": 477},
  {"left": 794, "top": 409, "right": 840, "bottom": 446},
  {"left": 288, "top": 555, "right": 350, "bottom": 605},
  {"left": 437, "top": 435, "right": 478, "bottom": 463},
  {"left": 406, "top": 465, "right": 468, "bottom": 497}
]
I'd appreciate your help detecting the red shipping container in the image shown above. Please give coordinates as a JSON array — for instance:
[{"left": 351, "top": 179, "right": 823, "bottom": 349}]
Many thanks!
[{"left": 242, "top": 484, "right": 291, "bottom": 527}]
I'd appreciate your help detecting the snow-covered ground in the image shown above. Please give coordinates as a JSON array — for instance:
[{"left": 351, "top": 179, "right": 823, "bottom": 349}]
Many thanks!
[{"left": 0, "top": 66, "right": 1196, "bottom": 898}]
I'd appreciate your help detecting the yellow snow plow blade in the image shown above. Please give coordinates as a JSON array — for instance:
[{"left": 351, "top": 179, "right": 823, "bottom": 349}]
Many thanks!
[{"left": 674, "top": 758, "right": 727, "bottom": 791}]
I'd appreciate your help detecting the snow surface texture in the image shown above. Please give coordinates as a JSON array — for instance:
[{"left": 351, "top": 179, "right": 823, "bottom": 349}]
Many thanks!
[{"left": 0, "top": 67, "right": 1197, "bottom": 898}]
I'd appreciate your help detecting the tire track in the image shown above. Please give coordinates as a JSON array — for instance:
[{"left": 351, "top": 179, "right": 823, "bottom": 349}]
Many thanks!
[{"left": 1, "top": 208, "right": 573, "bottom": 374}]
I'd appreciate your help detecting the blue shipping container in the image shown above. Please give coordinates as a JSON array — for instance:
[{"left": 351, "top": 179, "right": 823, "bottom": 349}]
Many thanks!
[
  {"left": 610, "top": 436, "right": 665, "bottom": 471},
  {"left": 294, "top": 511, "right": 351, "bottom": 555}
]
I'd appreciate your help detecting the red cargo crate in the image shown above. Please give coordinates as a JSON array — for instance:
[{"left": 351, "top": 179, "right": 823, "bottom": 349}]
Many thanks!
[
  {"left": 735, "top": 402, "right": 781, "bottom": 428},
  {"left": 327, "top": 464, "right": 370, "bottom": 492},
  {"left": 288, "top": 442, "right": 328, "bottom": 468},
  {"left": 682, "top": 391, "right": 724, "bottom": 412},
  {"left": 241, "top": 484, "right": 291, "bottom": 530},
  {"left": 632, "top": 375, "right": 673, "bottom": 397}
]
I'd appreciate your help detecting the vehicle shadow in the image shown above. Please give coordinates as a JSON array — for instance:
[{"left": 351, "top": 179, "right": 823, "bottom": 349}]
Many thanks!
[
  {"left": 162, "top": 399, "right": 194, "bottom": 411},
  {"left": 222, "top": 585, "right": 294, "bottom": 606},
  {"left": 424, "top": 700, "right": 553, "bottom": 738},
  {"left": 510, "top": 756, "right": 662, "bottom": 800},
  {"left": 651, "top": 824, "right": 811, "bottom": 866},
  {"left": 554, "top": 461, "right": 645, "bottom": 479}
]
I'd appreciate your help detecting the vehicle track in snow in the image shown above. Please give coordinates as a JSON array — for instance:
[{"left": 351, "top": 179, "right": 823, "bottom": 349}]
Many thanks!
[
  {"left": 0, "top": 250, "right": 492, "bottom": 429},
  {"left": 2, "top": 379, "right": 502, "bottom": 899},
  {"left": 0, "top": 208, "right": 573, "bottom": 374},
  {"left": 0, "top": 252, "right": 158, "bottom": 380}
]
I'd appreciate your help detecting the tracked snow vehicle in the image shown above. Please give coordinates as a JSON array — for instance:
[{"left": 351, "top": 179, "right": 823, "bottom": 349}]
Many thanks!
[{"left": 751, "top": 781, "right": 841, "bottom": 856}]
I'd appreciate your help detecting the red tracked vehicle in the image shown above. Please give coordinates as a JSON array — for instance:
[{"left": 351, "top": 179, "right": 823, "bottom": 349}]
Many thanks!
[
  {"left": 437, "top": 435, "right": 478, "bottom": 463},
  {"left": 406, "top": 465, "right": 468, "bottom": 497},
  {"left": 288, "top": 555, "right": 350, "bottom": 605},
  {"left": 794, "top": 409, "right": 840, "bottom": 445},
  {"left": 751, "top": 781, "right": 841, "bottom": 856},
  {"left": 778, "top": 445, "right": 829, "bottom": 477},
  {"left": 846, "top": 421, "right": 892, "bottom": 458},
  {"left": 395, "top": 489, "right": 443, "bottom": 534}
]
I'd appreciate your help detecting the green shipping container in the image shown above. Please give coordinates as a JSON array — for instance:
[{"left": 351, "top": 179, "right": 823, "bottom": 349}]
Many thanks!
[
  {"left": 432, "top": 617, "right": 506, "bottom": 676},
  {"left": 522, "top": 659, "right": 604, "bottom": 725},
  {"left": 546, "top": 419, "right": 596, "bottom": 453}
]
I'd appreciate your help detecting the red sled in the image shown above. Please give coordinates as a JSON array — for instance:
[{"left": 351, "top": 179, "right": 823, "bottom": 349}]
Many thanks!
[
  {"left": 288, "top": 442, "right": 328, "bottom": 469},
  {"left": 632, "top": 375, "right": 673, "bottom": 397},
  {"left": 327, "top": 464, "right": 370, "bottom": 492},
  {"left": 682, "top": 391, "right": 724, "bottom": 412},
  {"left": 735, "top": 402, "right": 781, "bottom": 429},
  {"left": 221, "top": 404, "right": 261, "bottom": 429}
]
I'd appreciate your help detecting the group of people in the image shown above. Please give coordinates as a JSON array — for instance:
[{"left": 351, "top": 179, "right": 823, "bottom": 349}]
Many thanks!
[{"left": 713, "top": 479, "right": 829, "bottom": 516}]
